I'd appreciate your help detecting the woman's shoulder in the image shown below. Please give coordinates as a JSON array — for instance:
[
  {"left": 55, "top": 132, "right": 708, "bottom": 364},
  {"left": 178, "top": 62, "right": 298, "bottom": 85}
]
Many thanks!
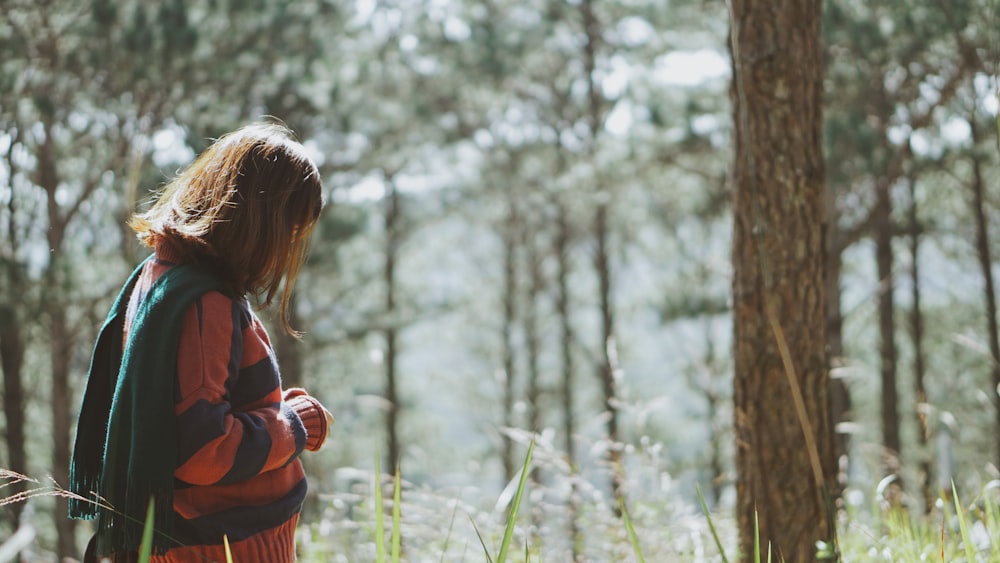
[{"left": 199, "top": 290, "right": 259, "bottom": 323}]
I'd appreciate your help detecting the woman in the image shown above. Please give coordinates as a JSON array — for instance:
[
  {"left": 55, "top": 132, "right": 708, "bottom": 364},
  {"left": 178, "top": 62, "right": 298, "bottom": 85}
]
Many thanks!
[{"left": 70, "top": 122, "right": 333, "bottom": 562}]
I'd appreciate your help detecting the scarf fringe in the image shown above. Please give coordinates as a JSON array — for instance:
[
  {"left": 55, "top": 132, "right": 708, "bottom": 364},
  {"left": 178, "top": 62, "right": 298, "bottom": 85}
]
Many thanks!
[{"left": 67, "top": 474, "right": 101, "bottom": 519}]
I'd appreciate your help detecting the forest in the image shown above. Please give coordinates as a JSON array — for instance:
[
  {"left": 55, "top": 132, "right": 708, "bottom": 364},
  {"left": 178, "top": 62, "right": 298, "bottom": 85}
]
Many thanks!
[{"left": 1, "top": 0, "right": 999, "bottom": 561}]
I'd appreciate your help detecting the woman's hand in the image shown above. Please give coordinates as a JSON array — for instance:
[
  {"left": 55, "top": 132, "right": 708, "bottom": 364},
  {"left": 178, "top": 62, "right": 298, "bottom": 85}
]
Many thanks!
[{"left": 283, "top": 388, "right": 332, "bottom": 451}]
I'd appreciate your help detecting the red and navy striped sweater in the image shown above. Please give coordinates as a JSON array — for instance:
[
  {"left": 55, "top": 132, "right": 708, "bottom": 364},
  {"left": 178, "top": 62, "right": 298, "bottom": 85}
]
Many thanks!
[{"left": 124, "top": 244, "right": 328, "bottom": 562}]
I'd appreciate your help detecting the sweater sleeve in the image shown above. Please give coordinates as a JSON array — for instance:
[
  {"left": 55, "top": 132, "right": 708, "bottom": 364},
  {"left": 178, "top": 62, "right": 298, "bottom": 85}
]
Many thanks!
[
  {"left": 283, "top": 388, "right": 330, "bottom": 451},
  {"left": 172, "top": 292, "right": 307, "bottom": 486}
]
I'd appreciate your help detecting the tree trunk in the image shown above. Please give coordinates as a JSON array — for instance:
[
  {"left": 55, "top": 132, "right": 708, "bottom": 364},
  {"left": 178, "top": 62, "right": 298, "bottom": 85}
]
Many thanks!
[
  {"left": 730, "top": 0, "right": 836, "bottom": 560},
  {"left": 383, "top": 178, "right": 402, "bottom": 470},
  {"left": 875, "top": 178, "right": 901, "bottom": 484},
  {"left": 824, "top": 235, "right": 851, "bottom": 494},
  {"left": 44, "top": 234, "right": 77, "bottom": 561},
  {"left": 523, "top": 212, "right": 543, "bottom": 539},
  {"left": 968, "top": 115, "right": 1000, "bottom": 470},
  {"left": 39, "top": 120, "right": 78, "bottom": 560},
  {"left": 500, "top": 189, "right": 519, "bottom": 484},
  {"left": 554, "top": 198, "right": 582, "bottom": 560},
  {"left": 524, "top": 218, "right": 543, "bottom": 485},
  {"left": 0, "top": 127, "right": 28, "bottom": 531},
  {"left": 906, "top": 173, "right": 932, "bottom": 513},
  {"left": 50, "top": 303, "right": 78, "bottom": 559},
  {"left": 704, "top": 331, "right": 725, "bottom": 506},
  {"left": 594, "top": 202, "right": 624, "bottom": 511},
  {"left": 579, "top": 0, "right": 624, "bottom": 513},
  {"left": 0, "top": 302, "right": 28, "bottom": 528}
]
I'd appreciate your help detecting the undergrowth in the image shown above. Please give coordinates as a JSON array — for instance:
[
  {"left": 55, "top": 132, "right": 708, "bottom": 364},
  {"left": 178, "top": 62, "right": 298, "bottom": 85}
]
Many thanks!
[{"left": 3, "top": 458, "right": 1000, "bottom": 561}]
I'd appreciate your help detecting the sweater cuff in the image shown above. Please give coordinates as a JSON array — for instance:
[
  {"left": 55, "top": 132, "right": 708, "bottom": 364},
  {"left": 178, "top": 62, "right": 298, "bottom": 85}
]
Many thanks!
[{"left": 283, "top": 388, "right": 329, "bottom": 452}]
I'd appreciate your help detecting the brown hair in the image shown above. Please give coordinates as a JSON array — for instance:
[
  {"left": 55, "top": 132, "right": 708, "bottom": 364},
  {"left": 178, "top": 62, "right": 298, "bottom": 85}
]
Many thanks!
[{"left": 130, "top": 122, "right": 323, "bottom": 335}]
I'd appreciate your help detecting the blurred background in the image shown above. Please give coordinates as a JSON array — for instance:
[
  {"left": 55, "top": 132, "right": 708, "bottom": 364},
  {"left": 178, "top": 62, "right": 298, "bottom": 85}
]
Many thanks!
[{"left": 1, "top": 0, "right": 998, "bottom": 560}]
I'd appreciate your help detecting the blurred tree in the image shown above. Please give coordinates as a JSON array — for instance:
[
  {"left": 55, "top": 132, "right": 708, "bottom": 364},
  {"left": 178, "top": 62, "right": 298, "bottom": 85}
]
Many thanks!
[
  {"left": 874, "top": 151, "right": 901, "bottom": 484},
  {"left": 522, "top": 192, "right": 545, "bottom": 486},
  {"left": 499, "top": 161, "right": 522, "bottom": 484},
  {"left": 967, "top": 108, "right": 1000, "bottom": 470},
  {"left": 822, "top": 0, "right": 976, "bottom": 487},
  {"left": 552, "top": 187, "right": 582, "bottom": 557},
  {"left": 946, "top": 5, "right": 1000, "bottom": 468},
  {"left": 729, "top": 0, "right": 836, "bottom": 561},
  {"left": 383, "top": 172, "right": 403, "bottom": 470},
  {"left": 451, "top": 0, "right": 734, "bottom": 536},
  {"left": 0, "top": 134, "right": 31, "bottom": 534},
  {"left": 0, "top": 2, "right": 172, "bottom": 554},
  {"left": 904, "top": 168, "right": 934, "bottom": 513},
  {"left": 7, "top": 0, "right": 1000, "bottom": 559},
  {"left": 292, "top": 0, "right": 478, "bottom": 476},
  {"left": 0, "top": 0, "right": 348, "bottom": 556}
]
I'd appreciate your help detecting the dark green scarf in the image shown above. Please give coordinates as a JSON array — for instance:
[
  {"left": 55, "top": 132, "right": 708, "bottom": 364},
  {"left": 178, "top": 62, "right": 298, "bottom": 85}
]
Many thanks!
[{"left": 69, "top": 256, "right": 228, "bottom": 555}]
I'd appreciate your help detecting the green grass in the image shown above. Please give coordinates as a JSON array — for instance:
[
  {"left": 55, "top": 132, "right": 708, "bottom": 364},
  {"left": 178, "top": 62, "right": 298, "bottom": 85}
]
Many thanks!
[
  {"left": 314, "top": 471, "right": 1000, "bottom": 562},
  {"left": 834, "top": 483, "right": 1000, "bottom": 562},
  {"left": 137, "top": 498, "right": 155, "bottom": 562},
  {"left": 6, "top": 459, "right": 1000, "bottom": 561}
]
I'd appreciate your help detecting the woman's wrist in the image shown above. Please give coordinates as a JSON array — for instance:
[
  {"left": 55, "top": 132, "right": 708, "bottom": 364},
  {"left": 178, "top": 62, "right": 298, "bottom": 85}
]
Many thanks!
[{"left": 283, "top": 388, "right": 330, "bottom": 451}]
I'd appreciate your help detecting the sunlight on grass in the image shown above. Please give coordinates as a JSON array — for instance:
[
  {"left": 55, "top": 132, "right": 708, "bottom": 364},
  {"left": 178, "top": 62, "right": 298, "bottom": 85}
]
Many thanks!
[
  {"left": 5, "top": 459, "right": 1000, "bottom": 561},
  {"left": 495, "top": 438, "right": 532, "bottom": 563},
  {"left": 298, "top": 470, "right": 1000, "bottom": 562}
]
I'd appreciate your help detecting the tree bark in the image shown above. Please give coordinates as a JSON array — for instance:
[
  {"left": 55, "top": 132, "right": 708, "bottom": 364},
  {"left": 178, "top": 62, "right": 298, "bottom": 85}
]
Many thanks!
[
  {"left": 594, "top": 201, "right": 624, "bottom": 511},
  {"left": 554, "top": 198, "right": 582, "bottom": 560},
  {"left": 0, "top": 301, "right": 28, "bottom": 528},
  {"left": 524, "top": 215, "right": 543, "bottom": 486},
  {"left": 500, "top": 187, "right": 519, "bottom": 484},
  {"left": 38, "top": 118, "right": 78, "bottom": 560},
  {"left": 906, "top": 173, "right": 933, "bottom": 513},
  {"left": 0, "top": 121, "right": 28, "bottom": 533},
  {"left": 383, "top": 177, "right": 402, "bottom": 471},
  {"left": 875, "top": 177, "right": 901, "bottom": 482},
  {"left": 730, "top": 0, "right": 836, "bottom": 560},
  {"left": 968, "top": 115, "right": 1000, "bottom": 470},
  {"left": 522, "top": 210, "right": 544, "bottom": 539},
  {"left": 50, "top": 303, "right": 77, "bottom": 559},
  {"left": 1, "top": 129, "right": 28, "bottom": 529},
  {"left": 579, "top": 0, "right": 624, "bottom": 513},
  {"left": 824, "top": 233, "right": 851, "bottom": 494}
]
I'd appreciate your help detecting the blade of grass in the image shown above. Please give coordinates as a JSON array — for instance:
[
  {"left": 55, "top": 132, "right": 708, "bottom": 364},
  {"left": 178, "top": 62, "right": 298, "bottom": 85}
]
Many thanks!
[
  {"left": 497, "top": 439, "right": 534, "bottom": 563},
  {"left": 941, "top": 488, "right": 953, "bottom": 562},
  {"left": 989, "top": 501, "right": 1000, "bottom": 560},
  {"left": 438, "top": 496, "right": 461, "bottom": 563},
  {"left": 392, "top": 465, "right": 402, "bottom": 563},
  {"left": 952, "top": 482, "right": 977, "bottom": 563},
  {"left": 619, "top": 497, "right": 646, "bottom": 563},
  {"left": 940, "top": 518, "right": 945, "bottom": 563},
  {"left": 470, "top": 516, "right": 495, "bottom": 563},
  {"left": 754, "top": 509, "right": 761, "bottom": 563},
  {"left": 984, "top": 481, "right": 1000, "bottom": 561},
  {"left": 697, "top": 485, "right": 731, "bottom": 563},
  {"left": 137, "top": 497, "right": 155, "bottom": 563},
  {"left": 375, "top": 451, "right": 385, "bottom": 563}
]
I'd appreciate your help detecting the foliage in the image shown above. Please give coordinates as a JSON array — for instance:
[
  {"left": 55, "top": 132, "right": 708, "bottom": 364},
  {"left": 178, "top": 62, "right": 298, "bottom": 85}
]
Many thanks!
[
  {"left": 1, "top": 0, "right": 999, "bottom": 558},
  {"left": 6, "top": 456, "right": 1000, "bottom": 561}
]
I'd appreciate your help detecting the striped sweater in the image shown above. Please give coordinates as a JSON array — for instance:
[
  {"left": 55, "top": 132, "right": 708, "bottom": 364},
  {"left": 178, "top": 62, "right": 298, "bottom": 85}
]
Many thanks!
[{"left": 123, "top": 243, "right": 328, "bottom": 562}]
